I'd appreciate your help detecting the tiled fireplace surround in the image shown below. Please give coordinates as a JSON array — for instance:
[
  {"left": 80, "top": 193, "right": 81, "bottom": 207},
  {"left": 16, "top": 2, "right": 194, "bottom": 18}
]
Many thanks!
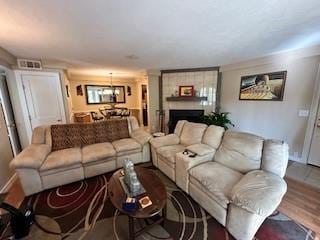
[{"left": 162, "top": 70, "right": 219, "bottom": 133}]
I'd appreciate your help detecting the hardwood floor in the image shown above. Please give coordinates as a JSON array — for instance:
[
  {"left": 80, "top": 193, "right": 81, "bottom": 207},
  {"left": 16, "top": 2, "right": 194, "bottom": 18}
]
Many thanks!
[
  {"left": 2, "top": 174, "right": 320, "bottom": 239},
  {"left": 0, "top": 178, "right": 24, "bottom": 215},
  {"left": 279, "top": 177, "right": 320, "bottom": 238}
]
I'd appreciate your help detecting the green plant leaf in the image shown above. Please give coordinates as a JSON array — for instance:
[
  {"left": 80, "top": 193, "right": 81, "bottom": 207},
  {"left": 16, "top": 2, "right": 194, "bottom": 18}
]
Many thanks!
[{"left": 200, "top": 112, "right": 234, "bottom": 130}]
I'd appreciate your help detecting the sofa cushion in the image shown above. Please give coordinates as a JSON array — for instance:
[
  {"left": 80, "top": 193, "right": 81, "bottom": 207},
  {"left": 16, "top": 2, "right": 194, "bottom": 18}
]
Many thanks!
[
  {"left": 50, "top": 119, "right": 131, "bottom": 151},
  {"left": 230, "top": 170, "right": 287, "bottom": 216},
  {"left": 130, "top": 130, "right": 152, "bottom": 145},
  {"left": 40, "top": 147, "right": 82, "bottom": 171},
  {"left": 93, "top": 121, "right": 110, "bottom": 143},
  {"left": 94, "top": 119, "right": 130, "bottom": 143},
  {"left": 10, "top": 144, "right": 51, "bottom": 169},
  {"left": 174, "top": 120, "right": 188, "bottom": 136},
  {"left": 31, "top": 126, "right": 47, "bottom": 144},
  {"left": 190, "top": 162, "right": 243, "bottom": 208},
  {"left": 105, "top": 119, "right": 130, "bottom": 142},
  {"left": 150, "top": 134, "right": 180, "bottom": 149},
  {"left": 261, "top": 140, "right": 289, "bottom": 178},
  {"left": 202, "top": 125, "right": 225, "bottom": 149},
  {"left": 82, "top": 142, "right": 116, "bottom": 164},
  {"left": 214, "top": 131, "right": 264, "bottom": 173},
  {"left": 51, "top": 124, "right": 83, "bottom": 151},
  {"left": 127, "top": 116, "right": 139, "bottom": 132},
  {"left": 186, "top": 143, "right": 215, "bottom": 156},
  {"left": 180, "top": 122, "right": 207, "bottom": 146},
  {"left": 112, "top": 138, "right": 141, "bottom": 156},
  {"left": 80, "top": 124, "right": 96, "bottom": 146},
  {"left": 156, "top": 144, "right": 185, "bottom": 164},
  {"left": 45, "top": 126, "right": 52, "bottom": 148}
]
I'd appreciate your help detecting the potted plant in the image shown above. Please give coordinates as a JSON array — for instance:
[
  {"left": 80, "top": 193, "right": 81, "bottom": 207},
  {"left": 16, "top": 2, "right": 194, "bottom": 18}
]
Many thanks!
[{"left": 201, "top": 112, "right": 234, "bottom": 130}]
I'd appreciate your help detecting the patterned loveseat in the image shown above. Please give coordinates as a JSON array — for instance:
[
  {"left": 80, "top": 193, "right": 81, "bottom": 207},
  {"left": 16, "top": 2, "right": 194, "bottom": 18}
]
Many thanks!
[{"left": 11, "top": 117, "right": 151, "bottom": 196}]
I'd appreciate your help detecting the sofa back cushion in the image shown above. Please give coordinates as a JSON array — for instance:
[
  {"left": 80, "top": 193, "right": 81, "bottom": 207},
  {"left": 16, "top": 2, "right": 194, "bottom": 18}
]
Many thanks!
[
  {"left": 214, "top": 131, "right": 264, "bottom": 173},
  {"left": 174, "top": 120, "right": 188, "bottom": 136},
  {"left": 127, "top": 116, "right": 139, "bottom": 133},
  {"left": 50, "top": 118, "right": 130, "bottom": 151},
  {"left": 202, "top": 125, "right": 225, "bottom": 149},
  {"left": 102, "top": 118, "right": 130, "bottom": 142},
  {"left": 31, "top": 126, "right": 47, "bottom": 144},
  {"left": 261, "top": 139, "right": 289, "bottom": 178},
  {"left": 51, "top": 124, "right": 83, "bottom": 151},
  {"left": 180, "top": 122, "right": 207, "bottom": 146}
]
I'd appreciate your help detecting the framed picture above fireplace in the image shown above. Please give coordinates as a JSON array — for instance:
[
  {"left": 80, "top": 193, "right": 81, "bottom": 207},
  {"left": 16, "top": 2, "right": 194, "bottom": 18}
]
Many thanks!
[{"left": 179, "top": 85, "right": 194, "bottom": 97}]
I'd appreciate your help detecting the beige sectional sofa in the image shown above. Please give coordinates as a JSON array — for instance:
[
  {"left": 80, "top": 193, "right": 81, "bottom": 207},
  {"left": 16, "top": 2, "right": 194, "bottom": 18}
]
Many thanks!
[
  {"left": 11, "top": 117, "right": 151, "bottom": 196},
  {"left": 150, "top": 120, "right": 288, "bottom": 240}
]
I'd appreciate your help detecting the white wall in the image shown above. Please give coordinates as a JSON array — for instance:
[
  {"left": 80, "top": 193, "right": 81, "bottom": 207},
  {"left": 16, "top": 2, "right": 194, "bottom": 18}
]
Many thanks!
[{"left": 220, "top": 55, "right": 320, "bottom": 162}]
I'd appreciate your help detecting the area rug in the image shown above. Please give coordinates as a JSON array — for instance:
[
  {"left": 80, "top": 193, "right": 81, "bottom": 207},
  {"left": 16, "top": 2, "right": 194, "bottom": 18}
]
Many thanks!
[{"left": 21, "top": 169, "right": 315, "bottom": 240}]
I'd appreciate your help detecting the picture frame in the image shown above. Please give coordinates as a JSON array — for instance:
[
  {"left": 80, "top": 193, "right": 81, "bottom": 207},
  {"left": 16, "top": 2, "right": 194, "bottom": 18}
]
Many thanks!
[
  {"left": 179, "top": 85, "right": 194, "bottom": 97},
  {"left": 239, "top": 71, "right": 287, "bottom": 101}
]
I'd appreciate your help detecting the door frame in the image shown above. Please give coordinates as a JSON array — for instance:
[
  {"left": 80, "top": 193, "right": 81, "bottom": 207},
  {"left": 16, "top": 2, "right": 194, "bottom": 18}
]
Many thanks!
[
  {"left": 303, "top": 63, "right": 320, "bottom": 164},
  {"left": 141, "top": 84, "right": 148, "bottom": 126},
  {"left": 14, "top": 70, "right": 66, "bottom": 143}
]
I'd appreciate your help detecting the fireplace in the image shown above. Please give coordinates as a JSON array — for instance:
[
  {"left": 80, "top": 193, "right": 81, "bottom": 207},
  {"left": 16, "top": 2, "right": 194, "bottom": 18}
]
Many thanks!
[{"left": 168, "top": 109, "right": 204, "bottom": 133}]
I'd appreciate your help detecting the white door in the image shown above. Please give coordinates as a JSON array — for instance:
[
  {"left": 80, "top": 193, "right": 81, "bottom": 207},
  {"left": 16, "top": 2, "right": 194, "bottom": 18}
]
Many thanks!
[
  {"left": 21, "top": 72, "right": 66, "bottom": 129},
  {"left": 309, "top": 101, "right": 320, "bottom": 167}
]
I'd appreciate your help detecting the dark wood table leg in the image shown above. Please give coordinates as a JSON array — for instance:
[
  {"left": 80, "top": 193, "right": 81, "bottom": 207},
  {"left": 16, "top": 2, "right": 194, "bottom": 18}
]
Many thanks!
[{"left": 129, "top": 216, "right": 135, "bottom": 240}]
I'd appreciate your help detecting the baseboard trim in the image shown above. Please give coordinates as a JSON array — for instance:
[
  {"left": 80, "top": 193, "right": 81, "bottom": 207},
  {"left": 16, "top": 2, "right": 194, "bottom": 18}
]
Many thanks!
[
  {"left": 289, "top": 155, "right": 303, "bottom": 163},
  {"left": 0, "top": 173, "right": 17, "bottom": 194}
]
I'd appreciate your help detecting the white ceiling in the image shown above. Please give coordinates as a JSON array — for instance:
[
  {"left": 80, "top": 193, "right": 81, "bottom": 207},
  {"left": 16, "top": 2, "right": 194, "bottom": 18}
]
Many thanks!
[{"left": 1, "top": 0, "right": 320, "bottom": 77}]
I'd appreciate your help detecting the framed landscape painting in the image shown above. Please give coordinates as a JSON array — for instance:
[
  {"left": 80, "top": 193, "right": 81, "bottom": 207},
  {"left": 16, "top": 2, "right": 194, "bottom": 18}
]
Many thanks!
[{"left": 239, "top": 71, "right": 287, "bottom": 101}]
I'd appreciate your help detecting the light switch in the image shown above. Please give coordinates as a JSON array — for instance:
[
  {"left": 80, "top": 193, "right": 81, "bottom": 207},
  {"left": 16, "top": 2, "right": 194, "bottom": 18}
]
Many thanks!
[{"left": 298, "top": 109, "right": 309, "bottom": 117}]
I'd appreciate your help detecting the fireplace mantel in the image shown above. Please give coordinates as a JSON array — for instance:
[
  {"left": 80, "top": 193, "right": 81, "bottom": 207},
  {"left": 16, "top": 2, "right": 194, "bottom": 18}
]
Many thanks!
[{"left": 166, "top": 96, "right": 208, "bottom": 102}]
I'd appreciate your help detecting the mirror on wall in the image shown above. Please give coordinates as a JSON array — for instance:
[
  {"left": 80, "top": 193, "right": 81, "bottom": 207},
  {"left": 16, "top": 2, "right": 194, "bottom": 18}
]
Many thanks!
[{"left": 85, "top": 85, "right": 126, "bottom": 104}]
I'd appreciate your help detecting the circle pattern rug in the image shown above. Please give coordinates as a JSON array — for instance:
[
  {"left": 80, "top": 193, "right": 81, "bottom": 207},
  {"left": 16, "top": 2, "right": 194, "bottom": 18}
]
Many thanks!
[{"left": 22, "top": 169, "right": 315, "bottom": 240}]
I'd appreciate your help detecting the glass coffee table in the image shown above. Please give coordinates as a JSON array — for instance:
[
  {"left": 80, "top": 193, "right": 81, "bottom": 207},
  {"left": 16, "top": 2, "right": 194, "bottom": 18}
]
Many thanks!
[{"left": 108, "top": 166, "right": 167, "bottom": 240}]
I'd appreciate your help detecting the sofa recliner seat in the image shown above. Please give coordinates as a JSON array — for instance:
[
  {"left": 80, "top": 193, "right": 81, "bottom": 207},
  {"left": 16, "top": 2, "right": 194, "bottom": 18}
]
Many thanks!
[
  {"left": 189, "top": 161, "right": 243, "bottom": 209},
  {"left": 11, "top": 117, "right": 151, "bottom": 196},
  {"left": 82, "top": 142, "right": 116, "bottom": 164},
  {"left": 150, "top": 120, "right": 289, "bottom": 240},
  {"left": 112, "top": 138, "right": 142, "bottom": 155}
]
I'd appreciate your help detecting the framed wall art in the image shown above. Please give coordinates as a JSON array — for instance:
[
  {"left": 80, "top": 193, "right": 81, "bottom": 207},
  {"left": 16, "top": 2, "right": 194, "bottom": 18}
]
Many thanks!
[
  {"left": 239, "top": 71, "right": 287, "bottom": 101},
  {"left": 179, "top": 85, "right": 194, "bottom": 97}
]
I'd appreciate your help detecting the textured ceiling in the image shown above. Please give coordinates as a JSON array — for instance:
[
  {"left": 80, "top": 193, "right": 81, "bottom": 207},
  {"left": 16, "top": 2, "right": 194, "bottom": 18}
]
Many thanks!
[{"left": 1, "top": 0, "right": 320, "bottom": 77}]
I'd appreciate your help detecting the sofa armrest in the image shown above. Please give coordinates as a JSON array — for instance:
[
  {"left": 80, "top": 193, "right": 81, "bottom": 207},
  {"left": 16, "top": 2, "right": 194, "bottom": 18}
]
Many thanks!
[
  {"left": 130, "top": 129, "right": 152, "bottom": 145},
  {"left": 262, "top": 139, "right": 289, "bottom": 178},
  {"left": 149, "top": 134, "right": 180, "bottom": 149},
  {"left": 230, "top": 170, "right": 287, "bottom": 216},
  {"left": 10, "top": 144, "right": 51, "bottom": 169},
  {"left": 186, "top": 143, "right": 216, "bottom": 156}
]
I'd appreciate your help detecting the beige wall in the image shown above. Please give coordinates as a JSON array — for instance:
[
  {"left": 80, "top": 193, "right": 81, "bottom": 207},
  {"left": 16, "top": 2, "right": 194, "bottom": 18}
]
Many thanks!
[
  {"left": 0, "top": 47, "right": 16, "bottom": 68},
  {"left": 135, "top": 76, "right": 148, "bottom": 125},
  {"left": 69, "top": 76, "right": 140, "bottom": 113},
  {"left": 0, "top": 48, "right": 17, "bottom": 191},
  {"left": 61, "top": 71, "right": 73, "bottom": 123},
  {"left": 220, "top": 55, "right": 320, "bottom": 162},
  {"left": 146, "top": 70, "right": 160, "bottom": 132}
]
